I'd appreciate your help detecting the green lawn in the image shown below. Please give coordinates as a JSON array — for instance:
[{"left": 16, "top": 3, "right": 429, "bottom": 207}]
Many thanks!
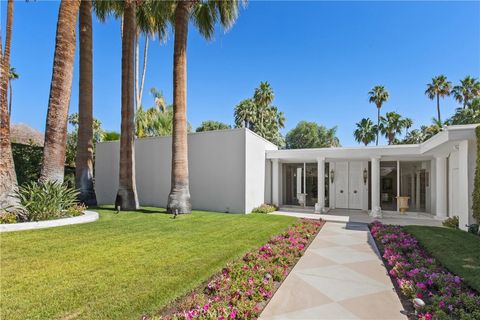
[
  {"left": 405, "top": 225, "right": 480, "bottom": 292},
  {"left": 0, "top": 207, "right": 296, "bottom": 320}
]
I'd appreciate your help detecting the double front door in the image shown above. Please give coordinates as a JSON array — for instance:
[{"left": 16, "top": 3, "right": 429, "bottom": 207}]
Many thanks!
[{"left": 334, "top": 161, "right": 363, "bottom": 210}]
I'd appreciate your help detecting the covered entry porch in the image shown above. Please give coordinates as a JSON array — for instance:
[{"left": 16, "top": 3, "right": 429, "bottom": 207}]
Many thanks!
[{"left": 266, "top": 146, "right": 448, "bottom": 220}]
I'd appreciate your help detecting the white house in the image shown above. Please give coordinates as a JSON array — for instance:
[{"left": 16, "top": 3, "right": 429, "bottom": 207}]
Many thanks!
[{"left": 95, "top": 124, "right": 478, "bottom": 229}]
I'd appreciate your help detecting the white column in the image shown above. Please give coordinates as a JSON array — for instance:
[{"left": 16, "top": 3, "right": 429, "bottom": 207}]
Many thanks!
[
  {"left": 415, "top": 171, "right": 421, "bottom": 209},
  {"left": 410, "top": 173, "right": 415, "bottom": 206},
  {"left": 316, "top": 157, "right": 325, "bottom": 213},
  {"left": 370, "top": 157, "right": 382, "bottom": 217},
  {"left": 435, "top": 156, "right": 447, "bottom": 219},
  {"left": 272, "top": 159, "right": 279, "bottom": 206},
  {"left": 458, "top": 141, "right": 470, "bottom": 230}
]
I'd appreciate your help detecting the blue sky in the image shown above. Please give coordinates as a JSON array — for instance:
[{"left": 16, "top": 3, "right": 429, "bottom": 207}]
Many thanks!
[{"left": 2, "top": 1, "right": 479, "bottom": 146}]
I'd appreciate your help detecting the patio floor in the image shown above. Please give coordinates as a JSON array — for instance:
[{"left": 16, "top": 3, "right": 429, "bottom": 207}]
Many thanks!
[
  {"left": 259, "top": 222, "right": 407, "bottom": 320},
  {"left": 273, "top": 208, "right": 442, "bottom": 227}
]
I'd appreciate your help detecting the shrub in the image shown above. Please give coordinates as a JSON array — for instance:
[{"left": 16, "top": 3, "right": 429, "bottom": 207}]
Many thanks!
[
  {"left": 14, "top": 181, "right": 80, "bottom": 222},
  {"left": 67, "top": 203, "right": 87, "bottom": 217},
  {"left": 251, "top": 204, "right": 277, "bottom": 214},
  {"left": 0, "top": 212, "right": 17, "bottom": 224},
  {"left": 473, "top": 126, "right": 480, "bottom": 223},
  {"left": 11, "top": 143, "right": 43, "bottom": 185},
  {"left": 442, "top": 216, "right": 459, "bottom": 229}
]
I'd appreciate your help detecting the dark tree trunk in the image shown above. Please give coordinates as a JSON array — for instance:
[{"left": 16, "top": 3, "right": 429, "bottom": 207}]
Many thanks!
[
  {"left": 376, "top": 107, "right": 380, "bottom": 146},
  {"left": 116, "top": 0, "right": 139, "bottom": 210},
  {"left": 0, "top": 0, "right": 17, "bottom": 206},
  {"left": 436, "top": 94, "right": 441, "bottom": 124},
  {"left": 40, "top": 0, "right": 81, "bottom": 183},
  {"left": 167, "top": 1, "right": 191, "bottom": 214},
  {"left": 75, "top": 0, "right": 97, "bottom": 206},
  {"left": 8, "top": 80, "right": 12, "bottom": 116}
]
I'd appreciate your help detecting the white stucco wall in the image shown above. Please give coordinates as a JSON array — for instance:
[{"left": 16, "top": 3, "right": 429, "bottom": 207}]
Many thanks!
[
  {"left": 95, "top": 129, "right": 249, "bottom": 213},
  {"left": 95, "top": 128, "right": 274, "bottom": 213},
  {"left": 245, "top": 130, "right": 278, "bottom": 213}
]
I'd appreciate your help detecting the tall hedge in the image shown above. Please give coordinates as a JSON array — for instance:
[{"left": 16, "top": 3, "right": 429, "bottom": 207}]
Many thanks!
[
  {"left": 11, "top": 143, "right": 75, "bottom": 188},
  {"left": 473, "top": 126, "right": 480, "bottom": 222}
]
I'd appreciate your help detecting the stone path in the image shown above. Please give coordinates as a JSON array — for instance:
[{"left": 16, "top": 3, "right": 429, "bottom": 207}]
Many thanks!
[{"left": 260, "top": 222, "right": 406, "bottom": 320}]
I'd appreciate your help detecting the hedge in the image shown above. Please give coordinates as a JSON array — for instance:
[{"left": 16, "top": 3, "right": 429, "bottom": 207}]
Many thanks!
[{"left": 473, "top": 126, "right": 480, "bottom": 222}]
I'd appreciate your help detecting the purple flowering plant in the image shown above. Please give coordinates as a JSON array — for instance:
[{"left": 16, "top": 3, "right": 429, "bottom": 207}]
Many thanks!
[
  {"left": 144, "top": 219, "right": 324, "bottom": 320},
  {"left": 370, "top": 221, "right": 480, "bottom": 320}
]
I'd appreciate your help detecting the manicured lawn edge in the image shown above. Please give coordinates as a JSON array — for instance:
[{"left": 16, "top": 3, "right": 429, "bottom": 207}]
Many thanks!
[
  {"left": 369, "top": 222, "right": 480, "bottom": 319},
  {"left": 0, "top": 210, "right": 98, "bottom": 232},
  {"left": 145, "top": 219, "right": 325, "bottom": 320}
]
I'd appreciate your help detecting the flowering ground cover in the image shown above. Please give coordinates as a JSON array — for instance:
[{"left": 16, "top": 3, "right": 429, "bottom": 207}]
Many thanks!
[
  {"left": 370, "top": 221, "right": 480, "bottom": 320},
  {"left": 405, "top": 225, "right": 480, "bottom": 292},
  {"left": 146, "top": 219, "right": 324, "bottom": 320}
]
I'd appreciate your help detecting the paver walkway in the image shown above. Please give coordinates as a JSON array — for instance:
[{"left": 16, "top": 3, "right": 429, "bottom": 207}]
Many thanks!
[{"left": 260, "top": 222, "right": 406, "bottom": 320}]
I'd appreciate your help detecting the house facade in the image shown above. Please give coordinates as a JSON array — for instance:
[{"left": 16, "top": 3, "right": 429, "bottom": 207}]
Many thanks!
[{"left": 95, "top": 124, "right": 478, "bottom": 230}]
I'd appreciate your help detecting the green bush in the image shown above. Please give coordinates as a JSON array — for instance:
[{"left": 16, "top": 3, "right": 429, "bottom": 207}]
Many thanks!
[
  {"left": 474, "top": 126, "right": 480, "bottom": 223},
  {"left": 14, "top": 181, "right": 80, "bottom": 222},
  {"left": 251, "top": 204, "right": 277, "bottom": 214},
  {"left": 11, "top": 143, "right": 75, "bottom": 187},
  {"left": 442, "top": 216, "right": 459, "bottom": 229},
  {"left": 11, "top": 143, "right": 43, "bottom": 185},
  {"left": 0, "top": 212, "right": 17, "bottom": 224}
]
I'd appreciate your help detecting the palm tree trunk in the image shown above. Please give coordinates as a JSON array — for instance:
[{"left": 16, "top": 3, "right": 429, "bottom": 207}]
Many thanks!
[
  {"left": 138, "top": 36, "right": 148, "bottom": 108},
  {"left": 135, "top": 30, "right": 139, "bottom": 110},
  {"left": 8, "top": 80, "right": 12, "bottom": 116},
  {"left": 167, "top": 1, "right": 191, "bottom": 214},
  {"left": 376, "top": 107, "right": 380, "bottom": 146},
  {"left": 0, "top": 0, "right": 17, "bottom": 205},
  {"left": 115, "top": 0, "right": 139, "bottom": 210},
  {"left": 75, "top": 0, "right": 96, "bottom": 206},
  {"left": 40, "top": 0, "right": 81, "bottom": 183},
  {"left": 436, "top": 94, "right": 441, "bottom": 123}
]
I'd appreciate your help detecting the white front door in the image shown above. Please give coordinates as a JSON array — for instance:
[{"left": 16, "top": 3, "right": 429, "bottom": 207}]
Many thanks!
[
  {"left": 335, "top": 162, "right": 349, "bottom": 208},
  {"left": 348, "top": 161, "right": 363, "bottom": 210},
  {"left": 333, "top": 161, "right": 363, "bottom": 209}
]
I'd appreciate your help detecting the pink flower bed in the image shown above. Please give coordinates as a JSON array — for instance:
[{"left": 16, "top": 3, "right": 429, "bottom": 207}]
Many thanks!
[
  {"left": 144, "top": 219, "right": 324, "bottom": 320},
  {"left": 370, "top": 221, "right": 480, "bottom": 320}
]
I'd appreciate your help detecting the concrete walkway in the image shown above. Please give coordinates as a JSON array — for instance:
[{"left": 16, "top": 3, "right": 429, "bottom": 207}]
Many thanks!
[{"left": 260, "top": 222, "right": 406, "bottom": 320}]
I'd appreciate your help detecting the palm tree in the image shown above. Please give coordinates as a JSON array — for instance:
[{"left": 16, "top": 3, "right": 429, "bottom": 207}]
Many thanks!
[
  {"left": 380, "top": 112, "right": 405, "bottom": 145},
  {"left": 448, "top": 99, "right": 480, "bottom": 125},
  {"left": 8, "top": 67, "right": 18, "bottom": 116},
  {"left": 368, "top": 85, "right": 389, "bottom": 146},
  {"left": 403, "top": 129, "right": 424, "bottom": 144},
  {"left": 403, "top": 117, "right": 413, "bottom": 135},
  {"left": 253, "top": 81, "right": 274, "bottom": 131},
  {"left": 115, "top": 0, "right": 138, "bottom": 210},
  {"left": 425, "top": 75, "right": 452, "bottom": 123},
  {"left": 150, "top": 87, "right": 167, "bottom": 112},
  {"left": 234, "top": 99, "right": 256, "bottom": 129},
  {"left": 354, "top": 118, "right": 377, "bottom": 146},
  {"left": 167, "top": 1, "right": 242, "bottom": 214},
  {"left": 452, "top": 76, "right": 480, "bottom": 109},
  {"left": 134, "top": 3, "right": 168, "bottom": 110},
  {"left": 40, "top": 0, "right": 81, "bottom": 183},
  {"left": 75, "top": 0, "right": 96, "bottom": 205},
  {"left": 0, "top": 0, "right": 17, "bottom": 205}
]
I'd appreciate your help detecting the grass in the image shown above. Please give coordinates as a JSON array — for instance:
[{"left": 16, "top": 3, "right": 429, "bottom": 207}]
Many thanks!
[
  {"left": 0, "top": 206, "right": 296, "bottom": 320},
  {"left": 404, "top": 225, "right": 480, "bottom": 292}
]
